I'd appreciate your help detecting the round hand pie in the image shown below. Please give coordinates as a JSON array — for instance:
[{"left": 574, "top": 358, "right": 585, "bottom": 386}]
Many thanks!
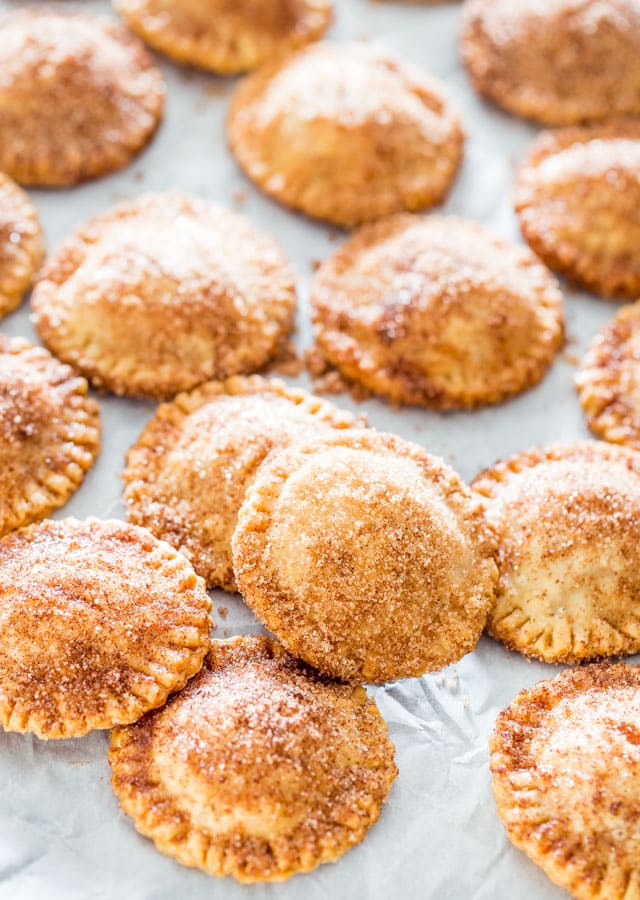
[
  {"left": 0, "top": 173, "right": 43, "bottom": 320},
  {"left": 311, "top": 214, "right": 564, "bottom": 409},
  {"left": 0, "top": 518, "right": 212, "bottom": 739},
  {"left": 32, "top": 192, "right": 296, "bottom": 398},
  {"left": 0, "top": 335, "right": 100, "bottom": 538},
  {"left": 473, "top": 441, "right": 640, "bottom": 663},
  {"left": 123, "top": 375, "right": 362, "bottom": 592},
  {"left": 0, "top": 8, "right": 164, "bottom": 186},
  {"left": 491, "top": 663, "right": 640, "bottom": 900},
  {"left": 110, "top": 635, "right": 397, "bottom": 882},
  {"left": 228, "top": 42, "right": 464, "bottom": 228},
  {"left": 515, "top": 121, "right": 640, "bottom": 300},
  {"left": 461, "top": 0, "right": 640, "bottom": 125},
  {"left": 232, "top": 430, "right": 498, "bottom": 683},
  {"left": 577, "top": 301, "right": 640, "bottom": 449},
  {"left": 114, "top": 0, "right": 333, "bottom": 74}
]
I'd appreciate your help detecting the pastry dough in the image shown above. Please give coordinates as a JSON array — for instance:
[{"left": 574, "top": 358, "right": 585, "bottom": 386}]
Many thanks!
[
  {"left": 114, "top": 0, "right": 332, "bottom": 74},
  {"left": 123, "top": 375, "right": 362, "bottom": 592},
  {"left": 110, "top": 635, "right": 397, "bottom": 882},
  {"left": 0, "top": 173, "right": 44, "bottom": 319},
  {"left": 232, "top": 431, "right": 497, "bottom": 682},
  {"left": 515, "top": 121, "right": 640, "bottom": 300},
  {"left": 0, "top": 9, "right": 164, "bottom": 186},
  {"left": 32, "top": 192, "right": 296, "bottom": 398},
  {"left": 227, "top": 42, "right": 463, "bottom": 228},
  {"left": 0, "top": 335, "right": 100, "bottom": 537},
  {"left": 311, "top": 214, "right": 564, "bottom": 409},
  {"left": 577, "top": 301, "right": 640, "bottom": 449},
  {"left": 473, "top": 441, "right": 640, "bottom": 663},
  {"left": 461, "top": 0, "right": 640, "bottom": 125},
  {"left": 491, "top": 663, "right": 640, "bottom": 900},
  {"left": 0, "top": 518, "right": 212, "bottom": 740}
]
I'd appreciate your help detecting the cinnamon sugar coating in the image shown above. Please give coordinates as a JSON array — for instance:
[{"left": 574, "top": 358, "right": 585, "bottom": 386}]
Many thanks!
[
  {"left": 515, "top": 121, "right": 640, "bottom": 300},
  {"left": 473, "top": 442, "right": 640, "bottom": 663},
  {"left": 0, "top": 174, "right": 43, "bottom": 319},
  {"left": 110, "top": 635, "right": 397, "bottom": 882},
  {"left": 123, "top": 376, "right": 362, "bottom": 592},
  {"left": 232, "top": 431, "right": 498, "bottom": 683},
  {"left": 32, "top": 192, "right": 296, "bottom": 399},
  {"left": 114, "top": 0, "right": 332, "bottom": 74},
  {"left": 577, "top": 301, "right": 640, "bottom": 449},
  {"left": 311, "top": 215, "right": 564, "bottom": 409},
  {"left": 0, "top": 336, "right": 100, "bottom": 537},
  {"left": 0, "top": 9, "right": 164, "bottom": 186},
  {"left": 461, "top": 0, "right": 640, "bottom": 125},
  {"left": 491, "top": 664, "right": 640, "bottom": 900},
  {"left": 227, "top": 42, "right": 464, "bottom": 229},
  {"left": 0, "top": 518, "right": 212, "bottom": 740}
]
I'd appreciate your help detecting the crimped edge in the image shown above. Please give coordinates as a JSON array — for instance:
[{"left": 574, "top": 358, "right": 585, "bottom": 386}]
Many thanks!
[
  {"left": 0, "top": 335, "right": 101, "bottom": 537},
  {"left": 109, "top": 634, "right": 397, "bottom": 883},
  {"left": 0, "top": 517, "right": 212, "bottom": 739},
  {"left": 123, "top": 374, "right": 364, "bottom": 591},
  {"left": 490, "top": 662, "right": 640, "bottom": 900},
  {"left": 472, "top": 440, "right": 640, "bottom": 663},
  {"left": 232, "top": 429, "right": 497, "bottom": 682}
]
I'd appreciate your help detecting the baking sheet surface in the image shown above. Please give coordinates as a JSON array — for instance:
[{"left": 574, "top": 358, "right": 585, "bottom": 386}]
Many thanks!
[{"left": 0, "top": 2, "right": 629, "bottom": 898}]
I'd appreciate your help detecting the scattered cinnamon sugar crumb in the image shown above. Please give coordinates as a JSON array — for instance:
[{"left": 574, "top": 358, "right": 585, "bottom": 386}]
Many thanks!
[
  {"left": 304, "top": 346, "right": 372, "bottom": 402},
  {"left": 223, "top": 628, "right": 232, "bottom": 637},
  {"left": 232, "top": 190, "right": 247, "bottom": 208},
  {"left": 268, "top": 340, "right": 304, "bottom": 377},
  {"left": 310, "top": 259, "right": 322, "bottom": 272},
  {"left": 563, "top": 351, "right": 579, "bottom": 366},
  {"left": 217, "top": 605, "right": 228, "bottom": 620}
]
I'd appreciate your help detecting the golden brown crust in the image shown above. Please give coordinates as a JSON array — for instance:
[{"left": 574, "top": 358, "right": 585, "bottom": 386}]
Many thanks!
[
  {"left": 232, "top": 430, "right": 498, "bottom": 683},
  {"left": 515, "top": 121, "right": 640, "bottom": 300},
  {"left": 114, "top": 0, "right": 332, "bottom": 74},
  {"left": 110, "top": 635, "right": 397, "bottom": 882},
  {"left": 0, "top": 335, "right": 101, "bottom": 537},
  {"left": 123, "top": 375, "right": 363, "bottom": 592},
  {"left": 577, "top": 301, "right": 640, "bottom": 449},
  {"left": 0, "top": 174, "right": 44, "bottom": 318},
  {"left": 227, "top": 42, "right": 464, "bottom": 229},
  {"left": 0, "top": 8, "right": 164, "bottom": 187},
  {"left": 0, "top": 518, "right": 212, "bottom": 740},
  {"left": 491, "top": 663, "right": 640, "bottom": 900},
  {"left": 473, "top": 441, "right": 640, "bottom": 664},
  {"left": 311, "top": 214, "right": 565, "bottom": 409},
  {"left": 31, "top": 192, "right": 296, "bottom": 399},
  {"left": 461, "top": 0, "right": 640, "bottom": 126}
]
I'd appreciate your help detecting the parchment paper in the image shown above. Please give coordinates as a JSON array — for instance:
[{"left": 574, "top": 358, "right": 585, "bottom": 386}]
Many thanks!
[{"left": 0, "top": 1, "right": 631, "bottom": 898}]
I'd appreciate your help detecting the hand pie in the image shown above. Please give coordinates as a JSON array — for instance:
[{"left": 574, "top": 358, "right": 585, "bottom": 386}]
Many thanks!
[
  {"left": 0, "top": 335, "right": 100, "bottom": 537},
  {"left": 473, "top": 441, "right": 640, "bottom": 663},
  {"left": 461, "top": 0, "right": 640, "bottom": 125},
  {"left": 228, "top": 42, "right": 463, "bottom": 228},
  {"left": 577, "top": 301, "right": 640, "bottom": 450},
  {"left": 32, "top": 192, "right": 296, "bottom": 398},
  {"left": 0, "top": 173, "right": 43, "bottom": 319},
  {"left": 110, "top": 635, "right": 397, "bottom": 882},
  {"left": 491, "top": 663, "right": 640, "bottom": 900},
  {"left": 515, "top": 121, "right": 640, "bottom": 300},
  {"left": 114, "top": 0, "right": 332, "bottom": 74},
  {"left": 311, "top": 214, "right": 564, "bottom": 409},
  {"left": 0, "top": 518, "right": 212, "bottom": 739},
  {"left": 0, "top": 8, "right": 164, "bottom": 186},
  {"left": 232, "top": 430, "right": 497, "bottom": 682},
  {"left": 124, "top": 375, "right": 362, "bottom": 592}
]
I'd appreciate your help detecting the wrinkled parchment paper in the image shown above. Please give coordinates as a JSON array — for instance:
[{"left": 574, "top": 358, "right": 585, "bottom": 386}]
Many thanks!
[{"left": 0, "top": 1, "right": 631, "bottom": 897}]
